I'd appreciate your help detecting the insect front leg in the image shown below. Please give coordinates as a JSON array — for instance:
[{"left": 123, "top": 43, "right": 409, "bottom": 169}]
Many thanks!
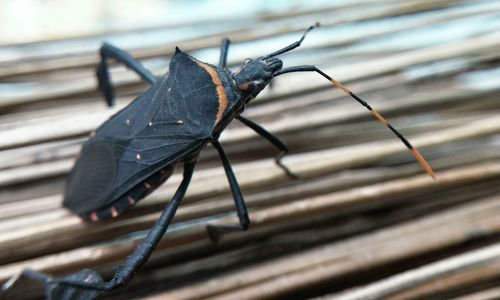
[
  {"left": 97, "top": 42, "right": 157, "bottom": 106},
  {"left": 237, "top": 115, "right": 298, "bottom": 179},
  {"left": 3, "top": 162, "right": 196, "bottom": 299},
  {"left": 218, "top": 38, "right": 231, "bottom": 68},
  {"left": 207, "top": 140, "right": 250, "bottom": 243}
]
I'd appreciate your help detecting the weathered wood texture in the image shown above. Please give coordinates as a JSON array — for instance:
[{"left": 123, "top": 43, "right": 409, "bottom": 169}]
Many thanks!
[{"left": 1, "top": 0, "right": 500, "bottom": 299}]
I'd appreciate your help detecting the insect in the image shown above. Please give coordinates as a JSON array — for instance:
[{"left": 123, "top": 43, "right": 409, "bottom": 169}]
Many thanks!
[{"left": 2, "top": 23, "right": 435, "bottom": 299}]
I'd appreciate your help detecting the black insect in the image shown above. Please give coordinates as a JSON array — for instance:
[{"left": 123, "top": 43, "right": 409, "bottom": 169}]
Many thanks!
[{"left": 2, "top": 23, "right": 435, "bottom": 299}]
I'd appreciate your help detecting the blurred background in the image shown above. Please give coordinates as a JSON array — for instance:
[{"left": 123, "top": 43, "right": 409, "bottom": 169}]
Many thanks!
[{"left": 1, "top": 0, "right": 500, "bottom": 299}]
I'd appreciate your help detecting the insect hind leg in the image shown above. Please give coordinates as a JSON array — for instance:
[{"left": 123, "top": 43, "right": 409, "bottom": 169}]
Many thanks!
[
  {"left": 97, "top": 42, "right": 156, "bottom": 107},
  {"left": 2, "top": 163, "right": 196, "bottom": 299}
]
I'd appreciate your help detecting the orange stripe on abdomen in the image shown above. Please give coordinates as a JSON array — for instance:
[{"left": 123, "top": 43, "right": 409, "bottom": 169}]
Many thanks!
[{"left": 192, "top": 60, "right": 228, "bottom": 124}]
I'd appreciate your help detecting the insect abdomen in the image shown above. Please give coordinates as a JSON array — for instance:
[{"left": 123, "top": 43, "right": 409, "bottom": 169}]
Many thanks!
[{"left": 83, "top": 165, "right": 175, "bottom": 221}]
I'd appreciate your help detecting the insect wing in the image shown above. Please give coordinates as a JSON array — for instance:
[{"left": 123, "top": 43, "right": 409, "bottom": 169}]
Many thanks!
[{"left": 64, "top": 49, "right": 222, "bottom": 216}]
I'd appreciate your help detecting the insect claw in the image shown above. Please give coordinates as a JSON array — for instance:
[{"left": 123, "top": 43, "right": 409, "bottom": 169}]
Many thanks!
[
  {"left": 206, "top": 225, "right": 222, "bottom": 244},
  {"left": 206, "top": 222, "right": 250, "bottom": 244},
  {"left": 276, "top": 152, "right": 299, "bottom": 179}
]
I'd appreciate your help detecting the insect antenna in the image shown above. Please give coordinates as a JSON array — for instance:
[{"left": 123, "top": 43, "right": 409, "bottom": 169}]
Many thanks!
[
  {"left": 274, "top": 66, "right": 436, "bottom": 180},
  {"left": 264, "top": 22, "right": 320, "bottom": 59}
]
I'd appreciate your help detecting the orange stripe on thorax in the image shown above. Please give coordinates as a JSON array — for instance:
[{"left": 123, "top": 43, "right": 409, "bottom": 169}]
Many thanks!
[{"left": 193, "top": 60, "right": 228, "bottom": 124}]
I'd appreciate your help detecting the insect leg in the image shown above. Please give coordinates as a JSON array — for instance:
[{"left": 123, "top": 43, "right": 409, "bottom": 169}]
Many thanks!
[
  {"left": 218, "top": 38, "right": 231, "bottom": 68},
  {"left": 3, "top": 162, "right": 196, "bottom": 298},
  {"left": 1, "top": 268, "right": 103, "bottom": 300},
  {"left": 207, "top": 140, "right": 250, "bottom": 242},
  {"left": 237, "top": 115, "right": 298, "bottom": 179},
  {"left": 97, "top": 42, "right": 156, "bottom": 107}
]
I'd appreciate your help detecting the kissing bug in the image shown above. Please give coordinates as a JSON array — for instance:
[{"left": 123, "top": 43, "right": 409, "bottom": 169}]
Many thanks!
[{"left": 2, "top": 23, "right": 435, "bottom": 299}]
